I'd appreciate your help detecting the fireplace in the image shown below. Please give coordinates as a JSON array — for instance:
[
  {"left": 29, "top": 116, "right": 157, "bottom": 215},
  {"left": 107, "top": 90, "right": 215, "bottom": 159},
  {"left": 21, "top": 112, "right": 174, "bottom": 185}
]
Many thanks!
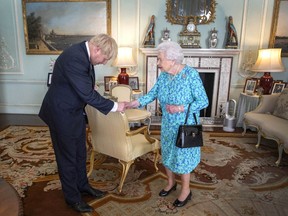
[
  {"left": 140, "top": 48, "right": 240, "bottom": 117},
  {"left": 199, "top": 72, "right": 215, "bottom": 117}
]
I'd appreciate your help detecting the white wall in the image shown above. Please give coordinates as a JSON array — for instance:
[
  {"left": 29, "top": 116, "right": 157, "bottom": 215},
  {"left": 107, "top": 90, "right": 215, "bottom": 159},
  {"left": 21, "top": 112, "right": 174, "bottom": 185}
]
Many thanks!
[{"left": 0, "top": 0, "right": 287, "bottom": 114}]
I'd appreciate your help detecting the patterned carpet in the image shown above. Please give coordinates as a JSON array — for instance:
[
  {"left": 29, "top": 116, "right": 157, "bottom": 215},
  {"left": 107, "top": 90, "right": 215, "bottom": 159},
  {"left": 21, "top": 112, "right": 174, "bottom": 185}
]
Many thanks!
[{"left": 0, "top": 126, "right": 288, "bottom": 216}]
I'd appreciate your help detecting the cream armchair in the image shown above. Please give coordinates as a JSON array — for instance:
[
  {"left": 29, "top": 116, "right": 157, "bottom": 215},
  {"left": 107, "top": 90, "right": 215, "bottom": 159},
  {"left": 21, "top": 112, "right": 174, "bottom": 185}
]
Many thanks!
[
  {"left": 85, "top": 105, "right": 160, "bottom": 192},
  {"left": 110, "top": 84, "right": 132, "bottom": 102},
  {"left": 110, "top": 84, "right": 152, "bottom": 132}
]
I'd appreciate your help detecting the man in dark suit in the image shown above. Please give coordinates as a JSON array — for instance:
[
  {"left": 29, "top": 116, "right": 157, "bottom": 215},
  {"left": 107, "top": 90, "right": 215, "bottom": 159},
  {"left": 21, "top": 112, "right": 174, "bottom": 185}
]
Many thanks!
[{"left": 39, "top": 34, "right": 126, "bottom": 213}]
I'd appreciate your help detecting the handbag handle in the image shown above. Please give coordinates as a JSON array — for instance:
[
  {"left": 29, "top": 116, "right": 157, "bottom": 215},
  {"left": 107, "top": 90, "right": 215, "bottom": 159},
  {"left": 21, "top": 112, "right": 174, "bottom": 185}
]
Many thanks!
[{"left": 184, "top": 104, "right": 198, "bottom": 125}]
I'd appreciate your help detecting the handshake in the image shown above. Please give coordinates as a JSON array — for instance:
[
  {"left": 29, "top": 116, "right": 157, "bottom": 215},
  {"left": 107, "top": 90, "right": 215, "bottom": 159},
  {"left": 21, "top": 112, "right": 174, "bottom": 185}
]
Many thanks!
[{"left": 116, "top": 100, "right": 140, "bottom": 112}]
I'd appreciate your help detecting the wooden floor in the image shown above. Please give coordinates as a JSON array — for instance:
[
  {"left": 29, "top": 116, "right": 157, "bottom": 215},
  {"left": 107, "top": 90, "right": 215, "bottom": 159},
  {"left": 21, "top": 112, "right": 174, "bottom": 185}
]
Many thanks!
[
  {"left": 0, "top": 178, "right": 23, "bottom": 216},
  {"left": 0, "top": 114, "right": 46, "bottom": 131},
  {"left": 0, "top": 114, "right": 247, "bottom": 134}
]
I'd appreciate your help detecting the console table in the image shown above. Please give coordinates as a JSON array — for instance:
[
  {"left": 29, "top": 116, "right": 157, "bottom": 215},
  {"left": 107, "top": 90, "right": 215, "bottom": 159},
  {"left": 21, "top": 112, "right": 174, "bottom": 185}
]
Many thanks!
[{"left": 236, "top": 92, "right": 260, "bottom": 127}]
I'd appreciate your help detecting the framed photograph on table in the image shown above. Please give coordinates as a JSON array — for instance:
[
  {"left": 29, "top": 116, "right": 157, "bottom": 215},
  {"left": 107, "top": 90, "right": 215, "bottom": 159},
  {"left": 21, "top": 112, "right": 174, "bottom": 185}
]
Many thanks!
[
  {"left": 243, "top": 78, "right": 258, "bottom": 94},
  {"left": 104, "top": 76, "right": 117, "bottom": 91},
  {"left": 22, "top": 0, "right": 111, "bottom": 55},
  {"left": 269, "top": 0, "right": 288, "bottom": 57},
  {"left": 271, "top": 82, "right": 287, "bottom": 94},
  {"left": 129, "top": 77, "right": 139, "bottom": 90}
]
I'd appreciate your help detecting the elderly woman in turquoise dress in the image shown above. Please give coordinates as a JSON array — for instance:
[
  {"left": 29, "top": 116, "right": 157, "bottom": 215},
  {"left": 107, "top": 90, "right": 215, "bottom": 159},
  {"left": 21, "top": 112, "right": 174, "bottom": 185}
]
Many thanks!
[{"left": 127, "top": 41, "right": 208, "bottom": 207}]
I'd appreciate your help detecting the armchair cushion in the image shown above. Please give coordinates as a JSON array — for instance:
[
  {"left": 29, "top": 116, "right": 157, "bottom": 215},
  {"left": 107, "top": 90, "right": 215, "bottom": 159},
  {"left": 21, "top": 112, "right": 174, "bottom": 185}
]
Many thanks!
[
  {"left": 125, "top": 109, "right": 151, "bottom": 121},
  {"left": 245, "top": 112, "right": 287, "bottom": 141},
  {"left": 273, "top": 88, "right": 288, "bottom": 120}
]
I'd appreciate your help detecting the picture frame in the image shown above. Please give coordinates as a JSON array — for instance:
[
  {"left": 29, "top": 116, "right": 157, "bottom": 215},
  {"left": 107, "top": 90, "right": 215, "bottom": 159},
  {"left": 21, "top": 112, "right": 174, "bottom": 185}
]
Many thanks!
[
  {"left": 47, "top": 73, "right": 52, "bottom": 87},
  {"left": 22, "top": 0, "right": 111, "bottom": 55},
  {"left": 269, "top": 0, "right": 288, "bottom": 57},
  {"left": 129, "top": 77, "right": 139, "bottom": 90},
  {"left": 104, "top": 76, "right": 117, "bottom": 91},
  {"left": 271, "top": 81, "right": 287, "bottom": 94},
  {"left": 243, "top": 78, "right": 258, "bottom": 94}
]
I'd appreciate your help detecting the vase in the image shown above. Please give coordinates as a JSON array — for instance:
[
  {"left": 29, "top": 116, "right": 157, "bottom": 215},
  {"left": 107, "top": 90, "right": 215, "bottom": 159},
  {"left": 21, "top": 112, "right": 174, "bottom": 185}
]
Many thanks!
[{"left": 117, "top": 68, "right": 129, "bottom": 85}]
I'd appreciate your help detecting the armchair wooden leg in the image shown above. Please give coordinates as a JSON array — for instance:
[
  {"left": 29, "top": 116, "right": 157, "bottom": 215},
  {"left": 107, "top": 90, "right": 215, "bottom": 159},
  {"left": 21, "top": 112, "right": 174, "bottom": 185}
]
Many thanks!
[
  {"left": 276, "top": 143, "right": 284, "bottom": 166},
  {"left": 87, "top": 150, "right": 95, "bottom": 177},
  {"left": 242, "top": 121, "right": 247, "bottom": 136},
  {"left": 118, "top": 160, "right": 134, "bottom": 193},
  {"left": 255, "top": 131, "right": 262, "bottom": 148},
  {"left": 146, "top": 117, "right": 151, "bottom": 134},
  {"left": 154, "top": 150, "right": 159, "bottom": 172}
]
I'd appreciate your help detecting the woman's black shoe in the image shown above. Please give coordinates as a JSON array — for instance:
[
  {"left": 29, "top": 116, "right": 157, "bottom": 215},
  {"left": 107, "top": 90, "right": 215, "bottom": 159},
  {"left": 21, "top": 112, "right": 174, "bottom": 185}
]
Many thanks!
[
  {"left": 173, "top": 191, "right": 192, "bottom": 207},
  {"left": 158, "top": 183, "right": 177, "bottom": 197}
]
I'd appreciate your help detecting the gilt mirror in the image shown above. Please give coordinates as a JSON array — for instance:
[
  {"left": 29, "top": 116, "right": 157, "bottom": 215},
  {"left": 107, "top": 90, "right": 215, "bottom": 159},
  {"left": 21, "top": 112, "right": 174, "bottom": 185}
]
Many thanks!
[{"left": 166, "top": 0, "right": 216, "bottom": 25}]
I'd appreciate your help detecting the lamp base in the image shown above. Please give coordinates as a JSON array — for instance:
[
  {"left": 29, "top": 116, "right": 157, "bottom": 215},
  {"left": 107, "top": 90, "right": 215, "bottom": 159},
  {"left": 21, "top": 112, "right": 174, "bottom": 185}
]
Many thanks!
[
  {"left": 118, "top": 68, "right": 129, "bottom": 85},
  {"left": 260, "top": 72, "right": 273, "bottom": 94}
]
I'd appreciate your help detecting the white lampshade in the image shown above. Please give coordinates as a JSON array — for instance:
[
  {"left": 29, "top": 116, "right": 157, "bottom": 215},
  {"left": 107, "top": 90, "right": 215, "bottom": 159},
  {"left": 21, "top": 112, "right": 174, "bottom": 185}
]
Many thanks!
[
  {"left": 251, "top": 48, "right": 284, "bottom": 72},
  {"left": 114, "top": 47, "right": 136, "bottom": 67}
]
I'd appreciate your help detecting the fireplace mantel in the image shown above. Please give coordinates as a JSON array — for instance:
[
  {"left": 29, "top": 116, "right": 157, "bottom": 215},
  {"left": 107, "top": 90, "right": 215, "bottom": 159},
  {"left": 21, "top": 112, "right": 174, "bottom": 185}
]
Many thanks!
[
  {"left": 140, "top": 48, "right": 240, "bottom": 117},
  {"left": 140, "top": 48, "right": 240, "bottom": 57}
]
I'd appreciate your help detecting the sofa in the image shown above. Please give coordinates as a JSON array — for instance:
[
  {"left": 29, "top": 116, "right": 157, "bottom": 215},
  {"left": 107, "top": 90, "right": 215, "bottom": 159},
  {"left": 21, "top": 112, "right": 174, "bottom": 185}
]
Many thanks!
[{"left": 242, "top": 88, "right": 288, "bottom": 166}]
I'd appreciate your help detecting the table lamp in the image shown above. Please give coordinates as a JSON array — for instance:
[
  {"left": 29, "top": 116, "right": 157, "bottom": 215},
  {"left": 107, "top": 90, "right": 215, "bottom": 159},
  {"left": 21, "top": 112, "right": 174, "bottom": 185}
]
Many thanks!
[
  {"left": 114, "top": 47, "right": 136, "bottom": 85},
  {"left": 251, "top": 48, "right": 284, "bottom": 94}
]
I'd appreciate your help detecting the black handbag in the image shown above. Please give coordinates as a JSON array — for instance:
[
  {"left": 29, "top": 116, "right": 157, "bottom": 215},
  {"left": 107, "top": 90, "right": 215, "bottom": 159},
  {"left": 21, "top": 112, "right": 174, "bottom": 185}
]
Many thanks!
[{"left": 176, "top": 104, "right": 203, "bottom": 148}]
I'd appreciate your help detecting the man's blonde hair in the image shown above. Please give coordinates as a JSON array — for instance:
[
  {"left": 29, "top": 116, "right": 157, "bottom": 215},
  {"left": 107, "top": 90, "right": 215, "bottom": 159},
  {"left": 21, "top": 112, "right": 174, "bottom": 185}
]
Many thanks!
[{"left": 90, "top": 34, "right": 118, "bottom": 61}]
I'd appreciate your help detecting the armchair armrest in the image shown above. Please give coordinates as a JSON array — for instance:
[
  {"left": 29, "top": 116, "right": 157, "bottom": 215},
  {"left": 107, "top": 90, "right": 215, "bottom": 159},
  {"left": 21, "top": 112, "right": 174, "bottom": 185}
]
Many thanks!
[
  {"left": 252, "top": 94, "right": 279, "bottom": 113},
  {"left": 126, "top": 126, "right": 155, "bottom": 143}
]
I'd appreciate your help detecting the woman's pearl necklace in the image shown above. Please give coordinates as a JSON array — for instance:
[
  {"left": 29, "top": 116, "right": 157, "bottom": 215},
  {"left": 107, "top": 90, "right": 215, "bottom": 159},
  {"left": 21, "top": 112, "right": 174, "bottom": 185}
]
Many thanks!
[{"left": 169, "top": 65, "right": 181, "bottom": 81}]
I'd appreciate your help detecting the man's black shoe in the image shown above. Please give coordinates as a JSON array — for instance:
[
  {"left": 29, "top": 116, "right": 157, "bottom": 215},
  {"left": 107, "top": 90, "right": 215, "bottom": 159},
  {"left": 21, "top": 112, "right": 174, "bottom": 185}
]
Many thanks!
[
  {"left": 81, "top": 186, "right": 106, "bottom": 198},
  {"left": 69, "top": 201, "right": 94, "bottom": 213}
]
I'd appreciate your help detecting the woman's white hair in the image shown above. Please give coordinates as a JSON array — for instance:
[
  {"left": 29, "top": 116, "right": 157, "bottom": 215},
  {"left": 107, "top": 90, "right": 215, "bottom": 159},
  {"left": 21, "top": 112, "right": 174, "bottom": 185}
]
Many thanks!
[{"left": 157, "top": 41, "right": 184, "bottom": 64}]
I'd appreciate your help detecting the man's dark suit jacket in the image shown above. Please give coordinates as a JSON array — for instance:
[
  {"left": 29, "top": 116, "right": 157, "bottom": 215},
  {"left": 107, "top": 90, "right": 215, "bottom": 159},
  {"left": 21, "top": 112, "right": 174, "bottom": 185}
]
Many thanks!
[{"left": 39, "top": 41, "right": 114, "bottom": 136}]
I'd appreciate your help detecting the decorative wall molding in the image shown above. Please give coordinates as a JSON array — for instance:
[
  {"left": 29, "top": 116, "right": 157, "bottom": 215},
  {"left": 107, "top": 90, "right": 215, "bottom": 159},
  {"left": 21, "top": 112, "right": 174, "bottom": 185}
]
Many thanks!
[
  {"left": 0, "top": 0, "right": 23, "bottom": 74},
  {"left": 0, "top": 104, "right": 40, "bottom": 114},
  {"left": 140, "top": 48, "right": 240, "bottom": 57},
  {"left": 237, "top": 0, "right": 269, "bottom": 78},
  {"left": 0, "top": 79, "right": 45, "bottom": 84}
]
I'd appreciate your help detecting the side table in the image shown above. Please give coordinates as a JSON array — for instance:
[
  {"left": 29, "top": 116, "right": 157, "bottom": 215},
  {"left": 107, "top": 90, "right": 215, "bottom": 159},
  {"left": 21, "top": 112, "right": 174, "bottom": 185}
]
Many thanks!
[{"left": 236, "top": 92, "right": 260, "bottom": 127}]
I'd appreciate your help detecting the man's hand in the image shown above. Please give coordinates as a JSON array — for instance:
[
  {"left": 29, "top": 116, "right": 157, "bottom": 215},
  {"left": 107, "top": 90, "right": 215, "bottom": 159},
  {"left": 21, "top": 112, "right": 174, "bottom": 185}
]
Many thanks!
[{"left": 117, "top": 102, "right": 127, "bottom": 112}]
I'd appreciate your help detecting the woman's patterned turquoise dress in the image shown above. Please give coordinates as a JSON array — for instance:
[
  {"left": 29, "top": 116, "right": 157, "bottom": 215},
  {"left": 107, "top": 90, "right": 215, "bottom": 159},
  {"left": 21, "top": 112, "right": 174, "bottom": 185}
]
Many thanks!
[{"left": 138, "top": 65, "right": 209, "bottom": 174}]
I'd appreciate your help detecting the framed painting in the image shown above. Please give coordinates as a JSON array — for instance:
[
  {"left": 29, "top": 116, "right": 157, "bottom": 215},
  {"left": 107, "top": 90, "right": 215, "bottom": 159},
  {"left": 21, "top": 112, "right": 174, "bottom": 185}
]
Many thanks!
[
  {"left": 269, "top": 0, "right": 288, "bottom": 57},
  {"left": 22, "top": 0, "right": 111, "bottom": 55},
  {"left": 271, "top": 81, "right": 287, "bottom": 94},
  {"left": 104, "top": 76, "right": 117, "bottom": 91},
  {"left": 129, "top": 77, "right": 139, "bottom": 90},
  {"left": 243, "top": 78, "right": 258, "bottom": 94}
]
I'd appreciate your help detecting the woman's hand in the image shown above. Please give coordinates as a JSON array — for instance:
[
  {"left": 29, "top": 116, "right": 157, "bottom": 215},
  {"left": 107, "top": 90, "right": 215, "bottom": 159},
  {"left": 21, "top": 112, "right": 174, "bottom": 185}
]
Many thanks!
[
  {"left": 125, "top": 100, "right": 140, "bottom": 109},
  {"left": 166, "top": 104, "right": 183, "bottom": 114}
]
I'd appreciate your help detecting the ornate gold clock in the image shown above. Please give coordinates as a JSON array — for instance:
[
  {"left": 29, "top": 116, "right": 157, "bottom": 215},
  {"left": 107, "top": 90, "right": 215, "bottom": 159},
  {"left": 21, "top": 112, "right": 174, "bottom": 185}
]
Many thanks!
[{"left": 178, "top": 19, "right": 201, "bottom": 48}]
